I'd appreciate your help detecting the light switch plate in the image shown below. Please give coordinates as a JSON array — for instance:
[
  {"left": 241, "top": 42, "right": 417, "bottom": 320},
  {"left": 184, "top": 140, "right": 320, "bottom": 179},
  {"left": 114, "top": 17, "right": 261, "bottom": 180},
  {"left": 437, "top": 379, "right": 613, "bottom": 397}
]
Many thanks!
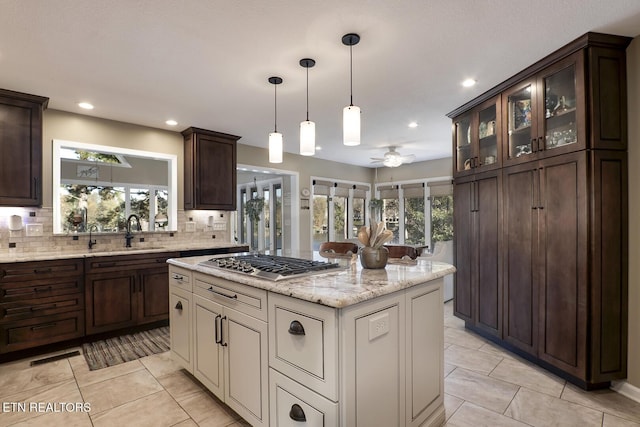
[
  {"left": 185, "top": 221, "right": 196, "bottom": 232},
  {"left": 26, "top": 223, "right": 43, "bottom": 237},
  {"left": 212, "top": 222, "right": 226, "bottom": 231}
]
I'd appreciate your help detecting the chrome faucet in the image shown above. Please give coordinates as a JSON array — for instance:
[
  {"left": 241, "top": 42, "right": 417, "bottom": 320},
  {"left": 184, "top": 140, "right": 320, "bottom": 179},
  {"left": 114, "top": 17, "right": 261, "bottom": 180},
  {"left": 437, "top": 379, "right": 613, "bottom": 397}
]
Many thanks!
[
  {"left": 88, "top": 224, "right": 99, "bottom": 250},
  {"left": 125, "top": 214, "right": 141, "bottom": 248}
]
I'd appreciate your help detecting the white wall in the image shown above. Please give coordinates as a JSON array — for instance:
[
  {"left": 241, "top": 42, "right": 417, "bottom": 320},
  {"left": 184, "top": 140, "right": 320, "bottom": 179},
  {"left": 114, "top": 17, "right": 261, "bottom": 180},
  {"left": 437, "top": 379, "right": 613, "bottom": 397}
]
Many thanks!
[{"left": 625, "top": 36, "right": 640, "bottom": 389}]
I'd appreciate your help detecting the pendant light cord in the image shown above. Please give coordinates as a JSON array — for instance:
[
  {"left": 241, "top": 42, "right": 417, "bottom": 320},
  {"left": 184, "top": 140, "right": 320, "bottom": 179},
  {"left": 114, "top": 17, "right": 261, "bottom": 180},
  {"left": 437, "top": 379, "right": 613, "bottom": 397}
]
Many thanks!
[
  {"left": 306, "top": 65, "right": 310, "bottom": 121},
  {"left": 349, "top": 43, "right": 354, "bottom": 106},
  {"left": 273, "top": 83, "right": 278, "bottom": 132}
]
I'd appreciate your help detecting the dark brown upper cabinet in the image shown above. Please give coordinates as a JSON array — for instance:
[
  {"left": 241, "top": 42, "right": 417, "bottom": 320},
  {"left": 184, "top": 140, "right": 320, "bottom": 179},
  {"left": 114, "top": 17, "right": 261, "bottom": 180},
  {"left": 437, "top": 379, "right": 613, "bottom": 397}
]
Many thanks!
[
  {"left": 0, "top": 89, "right": 48, "bottom": 207},
  {"left": 453, "top": 95, "right": 502, "bottom": 177},
  {"left": 182, "top": 127, "right": 241, "bottom": 211}
]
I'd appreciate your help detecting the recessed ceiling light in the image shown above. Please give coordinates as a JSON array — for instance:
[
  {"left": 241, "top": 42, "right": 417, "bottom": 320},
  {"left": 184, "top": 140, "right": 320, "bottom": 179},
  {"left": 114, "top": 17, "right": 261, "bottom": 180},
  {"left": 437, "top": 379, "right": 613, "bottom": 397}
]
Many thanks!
[
  {"left": 78, "top": 102, "right": 94, "bottom": 110},
  {"left": 408, "top": 121, "right": 418, "bottom": 128},
  {"left": 165, "top": 119, "right": 178, "bottom": 126},
  {"left": 461, "top": 79, "right": 477, "bottom": 88}
]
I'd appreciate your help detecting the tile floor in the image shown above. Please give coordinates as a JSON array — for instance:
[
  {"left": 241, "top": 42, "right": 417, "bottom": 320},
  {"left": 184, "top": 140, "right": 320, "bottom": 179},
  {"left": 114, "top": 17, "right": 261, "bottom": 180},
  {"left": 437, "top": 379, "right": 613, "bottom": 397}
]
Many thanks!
[{"left": 0, "top": 301, "right": 638, "bottom": 426}]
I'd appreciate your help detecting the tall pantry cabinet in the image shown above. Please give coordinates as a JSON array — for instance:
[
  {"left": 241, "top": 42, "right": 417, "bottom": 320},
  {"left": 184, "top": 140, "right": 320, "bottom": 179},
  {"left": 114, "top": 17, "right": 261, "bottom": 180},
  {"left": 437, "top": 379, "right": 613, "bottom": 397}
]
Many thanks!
[{"left": 448, "top": 32, "right": 630, "bottom": 389}]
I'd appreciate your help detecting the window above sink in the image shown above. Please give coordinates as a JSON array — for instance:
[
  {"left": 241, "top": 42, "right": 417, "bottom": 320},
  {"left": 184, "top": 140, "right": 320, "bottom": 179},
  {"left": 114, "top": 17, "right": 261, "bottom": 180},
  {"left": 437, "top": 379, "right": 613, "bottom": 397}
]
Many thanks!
[{"left": 52, "top": 139, "right": 178, "bottom": 234}]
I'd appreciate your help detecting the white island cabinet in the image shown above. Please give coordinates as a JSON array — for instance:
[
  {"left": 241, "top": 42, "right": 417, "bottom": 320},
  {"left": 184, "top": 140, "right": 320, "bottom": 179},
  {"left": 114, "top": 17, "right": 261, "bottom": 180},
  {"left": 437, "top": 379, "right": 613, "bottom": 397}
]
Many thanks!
[{"left": 168, "top": 256, "right": 455, "bottom": 427}]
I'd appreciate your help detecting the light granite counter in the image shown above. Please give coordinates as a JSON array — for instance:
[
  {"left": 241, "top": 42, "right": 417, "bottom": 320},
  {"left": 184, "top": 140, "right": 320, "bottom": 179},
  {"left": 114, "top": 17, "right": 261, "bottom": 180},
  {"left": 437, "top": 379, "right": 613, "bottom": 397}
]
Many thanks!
[
  {"left": 167, "top": 254, "right": 456, "bottom": 308},
  {"left": 0, "top": 242, "right": 248, "bottom": 263}
]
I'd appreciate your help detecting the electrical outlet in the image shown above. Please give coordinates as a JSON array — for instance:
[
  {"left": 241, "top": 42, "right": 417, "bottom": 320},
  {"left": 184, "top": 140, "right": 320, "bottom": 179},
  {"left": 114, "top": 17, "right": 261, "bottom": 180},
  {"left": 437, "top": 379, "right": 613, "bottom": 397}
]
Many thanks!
[
  {"left": 185, "top": 221, "right": 196, "bottom": 232},
  {"left": 26, "top": 223, "right": 43, "bottom": 236},
  {"left": 368, "top": 312, "right": 390, "bottom": 341}
]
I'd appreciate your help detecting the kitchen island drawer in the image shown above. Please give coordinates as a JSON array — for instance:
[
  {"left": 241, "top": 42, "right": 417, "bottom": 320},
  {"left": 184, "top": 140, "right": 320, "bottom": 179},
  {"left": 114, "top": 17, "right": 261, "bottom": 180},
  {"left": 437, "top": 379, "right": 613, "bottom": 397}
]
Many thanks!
[
  {"left": 0, "top": 259, "right": 83, "bottom": 282},
  {"left": 270, "top": 368, "right": 338, "bottom": 427},
  {"left": 169, "top": 266, "right": 192, "bottom": 292},
  {"left": 0, "top": 311, "right": 84, "bottom": 353},
  {"left": 0, "top": 293, "right": 84, "bottom": 323},
  {"left": 194, "top": 273, "right": 267, "bottom": 321},
  {"left": 268, "top": 292, "right": 338, "bottom": 400}
]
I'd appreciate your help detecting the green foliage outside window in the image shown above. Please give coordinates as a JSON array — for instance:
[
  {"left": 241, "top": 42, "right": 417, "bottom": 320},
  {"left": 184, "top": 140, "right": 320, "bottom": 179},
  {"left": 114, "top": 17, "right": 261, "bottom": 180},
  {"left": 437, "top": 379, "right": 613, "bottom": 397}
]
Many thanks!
[{"left": 431, "top": 195, "right": 454, "bottom": 242}]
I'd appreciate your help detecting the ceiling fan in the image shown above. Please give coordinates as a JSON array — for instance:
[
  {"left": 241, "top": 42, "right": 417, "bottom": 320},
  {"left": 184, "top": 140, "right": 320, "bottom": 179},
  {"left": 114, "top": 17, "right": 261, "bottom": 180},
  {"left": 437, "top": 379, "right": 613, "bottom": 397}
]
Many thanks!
[{"left": 370, "top": 146, "right": 415, "bottom": 168}]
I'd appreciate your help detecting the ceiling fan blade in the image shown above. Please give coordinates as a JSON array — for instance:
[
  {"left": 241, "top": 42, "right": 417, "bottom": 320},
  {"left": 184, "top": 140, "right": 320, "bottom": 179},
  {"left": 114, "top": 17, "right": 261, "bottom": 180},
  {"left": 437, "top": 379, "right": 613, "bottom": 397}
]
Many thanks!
[
  {"left": 370, "top": 157, "right": 384, "bottom": 161},
  {"left": 400, "top": 154, "right": 415, "bottom": 164}
]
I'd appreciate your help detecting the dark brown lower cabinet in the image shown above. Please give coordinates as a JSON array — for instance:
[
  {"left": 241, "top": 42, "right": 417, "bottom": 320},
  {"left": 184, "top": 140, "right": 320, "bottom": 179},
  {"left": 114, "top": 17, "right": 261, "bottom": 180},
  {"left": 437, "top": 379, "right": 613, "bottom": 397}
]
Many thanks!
[
  {"left": 85, "top": 252, "right": 178, "bottom": 335},
  {"left": 454, "top": 169, "right": 502, "bottom": 338},
  {"left": 471, "top": 151, "right": 627, "bottom": 388},
  {"left": 0, "top": 259, "right": 84, "bottom": 354}
]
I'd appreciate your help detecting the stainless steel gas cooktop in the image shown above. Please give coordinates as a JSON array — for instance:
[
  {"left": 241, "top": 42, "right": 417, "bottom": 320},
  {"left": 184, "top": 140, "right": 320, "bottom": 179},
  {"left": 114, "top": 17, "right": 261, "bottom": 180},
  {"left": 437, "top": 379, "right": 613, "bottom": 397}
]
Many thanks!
[{"left": 199, "top": 254, "right": 341, "bottom": 281}]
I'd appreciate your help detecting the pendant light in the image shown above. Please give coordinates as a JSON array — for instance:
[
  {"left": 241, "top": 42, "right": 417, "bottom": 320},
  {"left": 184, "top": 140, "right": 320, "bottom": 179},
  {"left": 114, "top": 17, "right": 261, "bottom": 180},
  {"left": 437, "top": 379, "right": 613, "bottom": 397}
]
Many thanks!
[
  {"left": 268, "top": 76, "right": 283, "bottom": 163},
  {"left": 342, "top": 33, "right": 361, "bottom": 146},
  {"left": 299, "top": 58, "right": 316, "bottom": 156}
]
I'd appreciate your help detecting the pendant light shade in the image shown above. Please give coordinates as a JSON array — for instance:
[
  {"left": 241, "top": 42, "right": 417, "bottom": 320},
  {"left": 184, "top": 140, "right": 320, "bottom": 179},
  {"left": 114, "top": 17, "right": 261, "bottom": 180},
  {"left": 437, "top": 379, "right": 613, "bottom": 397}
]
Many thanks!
[
  {"left": 268, "top": 76, "right": 283, "bottom": 163},
  {"left": 300, "top": 120, "right": 315, "bottom": 156},
  {"left": 299, "top": 58, "right": 316, "bottom": 156},
  {"left": 342, "top": 33, "right": 361, "bottom": 146}
]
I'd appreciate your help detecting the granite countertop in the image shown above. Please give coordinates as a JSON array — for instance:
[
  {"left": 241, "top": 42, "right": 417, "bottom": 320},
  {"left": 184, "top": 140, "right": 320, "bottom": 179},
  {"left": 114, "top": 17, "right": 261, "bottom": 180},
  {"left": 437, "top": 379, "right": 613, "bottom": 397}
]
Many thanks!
[
  {"left": 0, "top": 242, "right": 248, "bottom": 263},
  {"left": 168, "top": 254, "right": 456, "bottom": 308}
]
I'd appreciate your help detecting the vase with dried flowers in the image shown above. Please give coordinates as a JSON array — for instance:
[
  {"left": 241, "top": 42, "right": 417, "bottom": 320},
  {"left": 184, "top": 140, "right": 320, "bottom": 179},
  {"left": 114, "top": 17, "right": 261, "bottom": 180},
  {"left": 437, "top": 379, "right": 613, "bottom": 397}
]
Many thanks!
[{"left": 357, "top": 219, "right": 394, "bottom": 269}]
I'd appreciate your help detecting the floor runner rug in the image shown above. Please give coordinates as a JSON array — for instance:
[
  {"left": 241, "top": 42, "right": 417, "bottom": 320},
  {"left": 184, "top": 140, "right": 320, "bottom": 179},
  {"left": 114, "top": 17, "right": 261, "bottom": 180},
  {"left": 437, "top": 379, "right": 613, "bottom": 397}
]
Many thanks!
[{"left": 82, "top": 326, "right": 170, "bottom": 370}]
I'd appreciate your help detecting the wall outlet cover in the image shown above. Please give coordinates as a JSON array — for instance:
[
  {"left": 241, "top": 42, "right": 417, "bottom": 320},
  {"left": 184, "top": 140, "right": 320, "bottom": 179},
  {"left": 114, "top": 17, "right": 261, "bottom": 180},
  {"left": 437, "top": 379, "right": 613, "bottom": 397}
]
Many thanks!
[
  {"left": 185, "top": 221, "right": 196, "bottom": 232},
  {"left": 26, "top": 223, "right": 44, "bottom": 236}
]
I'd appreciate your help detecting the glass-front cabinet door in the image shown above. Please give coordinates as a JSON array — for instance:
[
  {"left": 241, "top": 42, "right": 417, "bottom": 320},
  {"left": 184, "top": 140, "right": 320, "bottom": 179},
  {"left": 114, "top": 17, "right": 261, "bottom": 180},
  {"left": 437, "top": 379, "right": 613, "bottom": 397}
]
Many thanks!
[
  {"left": 540, "top": 52, "right": 585, "bottom": 155},
  {"left": 477, "top": 97, "right": 500, "bottom": 170},
  {"left": 454, "top": 113, "right": 474, "bottom": 176},
  {"left": 505, "top": 80, "right": 536, "bottom": 163}
]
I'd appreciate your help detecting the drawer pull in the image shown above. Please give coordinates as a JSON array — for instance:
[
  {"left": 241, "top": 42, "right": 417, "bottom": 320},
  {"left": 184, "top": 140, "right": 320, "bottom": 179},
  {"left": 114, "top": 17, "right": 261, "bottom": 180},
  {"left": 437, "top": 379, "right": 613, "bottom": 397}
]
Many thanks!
[
  {"left": 207, "top": 287, "right": 238, "bottom": 300},
  {"left": 289, "top": 404, "right": 306, "bottom": 422},
  {"left": 98, "top": 262, "right": 116, "bottom": 268},
  {"left": 31, "top": 322, "right": 57, "bottom": 331},
  {"left": 31, "top": 303, "right": 57, "bottom": 311},
  {"left": 172, "top": 274, "right": 184, "bottom": 281},
  {"left": 34, "top": 286, "right": 53, "bottom": 293},
  {"left": 288, "top": 320, "right": 306, "bottom": 336},
  {"left": 175, "top": 301, "right": 183, "bottom": 310},
  {"left": 33, "top": 268, "right": 53, "bottom": 274}
]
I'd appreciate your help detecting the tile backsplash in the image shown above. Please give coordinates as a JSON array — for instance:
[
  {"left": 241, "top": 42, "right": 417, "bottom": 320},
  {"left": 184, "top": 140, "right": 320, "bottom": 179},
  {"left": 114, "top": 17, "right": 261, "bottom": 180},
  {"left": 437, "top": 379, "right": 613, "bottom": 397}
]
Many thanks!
[{"left": 0, "top": 207, "right": 235, "bottom": 256}]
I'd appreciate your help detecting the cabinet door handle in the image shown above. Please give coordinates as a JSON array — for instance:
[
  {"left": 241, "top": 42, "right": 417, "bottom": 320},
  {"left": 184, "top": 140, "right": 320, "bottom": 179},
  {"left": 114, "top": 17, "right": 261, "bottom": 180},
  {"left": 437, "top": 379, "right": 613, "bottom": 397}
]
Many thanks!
[
  {"left": 220, "top": 316, "right": 228, "bottom": 346},
  {"left": 289, "top": 404, "right": 307, "bottom": 422},
  {"left": 215, "top": 314, "right": 222, "bottom": 344},
  {"left": 206, "top": 287, "right": 238, "bottom": 300},
  {"left": 175, "top": 301, "right": 183, "bottom": 311},
  {"left": 538, "top": 167, "right": 545, "bottom": 209},
  {"left": 532, "top": 168, "right": 538, "bottom": 210},
  {"left": 288, "top": 320, "right": 306, "bottom": 336},
  {"left": 31, "top": 322, "right": 57, "bottom": 331},
  {"left": 538, "top": 136, "right": 545, "bottom": 152}
]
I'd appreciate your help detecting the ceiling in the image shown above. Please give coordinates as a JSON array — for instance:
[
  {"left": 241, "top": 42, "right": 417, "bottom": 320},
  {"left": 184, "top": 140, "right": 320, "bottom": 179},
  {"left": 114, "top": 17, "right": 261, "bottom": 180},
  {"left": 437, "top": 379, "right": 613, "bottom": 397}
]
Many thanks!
[{"left": 2, "top": 1, "right": 640, "bottom": 168}]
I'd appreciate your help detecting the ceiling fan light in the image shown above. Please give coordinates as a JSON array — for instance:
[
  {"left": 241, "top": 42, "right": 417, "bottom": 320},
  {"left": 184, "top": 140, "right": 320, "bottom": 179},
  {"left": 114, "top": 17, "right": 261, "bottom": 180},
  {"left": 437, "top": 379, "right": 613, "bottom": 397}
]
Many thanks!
[
  {"left": 269, "top": 132, "right": 283, "bottom": 163},
  {"left": 343, "top": 105, "right": 361, "bottom": 146},
  {"left": 300, "top": 120, "right": 315, "bottom": 156},
  {"left": 383, "top": 151, "right": 402, "bottom": 167}
]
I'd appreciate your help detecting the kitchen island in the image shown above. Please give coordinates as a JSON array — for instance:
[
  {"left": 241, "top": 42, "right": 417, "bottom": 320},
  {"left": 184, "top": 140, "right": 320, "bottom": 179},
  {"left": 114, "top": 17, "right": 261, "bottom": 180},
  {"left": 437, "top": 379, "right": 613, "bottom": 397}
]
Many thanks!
[{"left": 168, "top": 253, "right": 455, "bottom": 427}]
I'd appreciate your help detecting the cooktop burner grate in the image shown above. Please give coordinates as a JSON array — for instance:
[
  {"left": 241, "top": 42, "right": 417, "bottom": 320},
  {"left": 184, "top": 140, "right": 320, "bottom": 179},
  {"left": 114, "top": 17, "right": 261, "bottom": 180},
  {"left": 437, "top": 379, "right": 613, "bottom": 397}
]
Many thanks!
[{"left": 199, "top": 254, "right": 341, "bottom": 281}]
